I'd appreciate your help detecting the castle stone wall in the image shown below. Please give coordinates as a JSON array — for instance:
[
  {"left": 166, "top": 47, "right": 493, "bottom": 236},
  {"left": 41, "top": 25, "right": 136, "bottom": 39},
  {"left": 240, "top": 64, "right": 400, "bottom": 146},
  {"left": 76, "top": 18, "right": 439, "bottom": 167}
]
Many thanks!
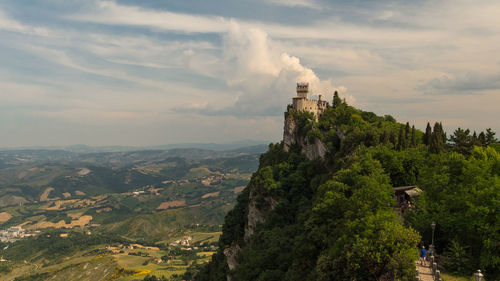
[
  {"left": 292, "top": 97, "right": 327, "bottom": 119},
  {"left": 290, "top": 82, "right": 329, "bottom": 119}
]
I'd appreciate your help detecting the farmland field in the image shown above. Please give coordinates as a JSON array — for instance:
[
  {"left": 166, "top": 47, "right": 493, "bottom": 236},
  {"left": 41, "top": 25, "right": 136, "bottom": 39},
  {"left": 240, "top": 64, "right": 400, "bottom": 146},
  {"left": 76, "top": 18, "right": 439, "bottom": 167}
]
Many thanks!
[{"left": 0, "top": 145, "right": 264, "bottom": 280}]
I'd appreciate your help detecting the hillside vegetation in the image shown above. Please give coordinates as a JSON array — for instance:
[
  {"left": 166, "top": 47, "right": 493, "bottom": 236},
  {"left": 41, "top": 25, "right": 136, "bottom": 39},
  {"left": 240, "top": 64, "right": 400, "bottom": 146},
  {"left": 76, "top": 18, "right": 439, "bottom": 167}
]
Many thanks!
[
  {"left": 0, "top": 146, "right": 265, "bottom": 280},
  {"left": 195, "top": 94, "right": 499, "bottom": 281}
]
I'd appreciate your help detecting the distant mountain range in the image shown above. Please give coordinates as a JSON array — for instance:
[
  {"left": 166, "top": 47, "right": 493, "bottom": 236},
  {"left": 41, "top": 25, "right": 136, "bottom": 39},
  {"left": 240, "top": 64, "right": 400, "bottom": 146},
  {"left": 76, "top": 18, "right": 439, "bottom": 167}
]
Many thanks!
[
  {"left": 0, "top": 140, "right": 271, "bottom": 153},
  {"left": 0, "top": 143, "right": 267, "bottom": 208}
]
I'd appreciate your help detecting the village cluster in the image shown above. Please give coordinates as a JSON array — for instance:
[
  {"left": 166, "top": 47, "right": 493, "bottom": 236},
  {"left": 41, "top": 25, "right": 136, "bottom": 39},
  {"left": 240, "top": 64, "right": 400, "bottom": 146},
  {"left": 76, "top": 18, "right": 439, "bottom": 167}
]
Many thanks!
[
  {"left": 129, "top": 173, "right": 226, "bottom": 198},
  {"left": 0, "top": 227, "right": 38, "bottom": 242},
  {"left": 167, "top": 236, "right": 217, "bottom": 252},
  {"left": 162, "top": 174, "right": 225, "bottom": 187}
]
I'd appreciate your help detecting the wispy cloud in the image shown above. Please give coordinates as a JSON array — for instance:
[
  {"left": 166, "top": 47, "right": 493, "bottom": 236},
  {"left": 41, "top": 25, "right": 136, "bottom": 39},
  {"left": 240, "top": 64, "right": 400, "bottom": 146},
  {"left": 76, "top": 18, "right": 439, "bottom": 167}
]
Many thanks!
[
  {"left": 70, "top": 1, "right": 229, "bottom": 34},
  {"left": 0, "top": 8, "right": 50, "bottom": 36},
  {"left": 266, "top": 0, "right": 323, "bottom": 10},
  {"left": 418, "top": 72, "right": 500, "bottom": 94},
  {"left": 1, "top": 0, "right": 499, "bottom": 146},
  {"left": 70, "top": 1, "right": 444, "bottom": 43}
]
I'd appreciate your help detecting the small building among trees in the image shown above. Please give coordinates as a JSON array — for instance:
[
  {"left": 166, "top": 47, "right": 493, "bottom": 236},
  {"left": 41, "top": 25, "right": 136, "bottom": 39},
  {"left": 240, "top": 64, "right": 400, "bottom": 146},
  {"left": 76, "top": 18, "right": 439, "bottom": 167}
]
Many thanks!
[{"left": 393, "top": 185, "right": 421, "bottom": 211}]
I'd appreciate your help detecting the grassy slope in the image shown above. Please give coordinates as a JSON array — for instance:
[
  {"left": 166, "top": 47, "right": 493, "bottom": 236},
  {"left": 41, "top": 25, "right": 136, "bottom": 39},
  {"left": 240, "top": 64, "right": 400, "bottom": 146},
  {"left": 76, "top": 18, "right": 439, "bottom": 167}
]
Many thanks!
[
  {"left": 441, "top": 272, "right": 474, "bottom": 281},
  {"left": 103, "top": 204, "right": 231, "bottom": 241},
  {"left": 2, "top": 241, "right": 219, "bottom": 281},
  {"left": 0, "top": 148, "right": 261, "bottom": 279}
]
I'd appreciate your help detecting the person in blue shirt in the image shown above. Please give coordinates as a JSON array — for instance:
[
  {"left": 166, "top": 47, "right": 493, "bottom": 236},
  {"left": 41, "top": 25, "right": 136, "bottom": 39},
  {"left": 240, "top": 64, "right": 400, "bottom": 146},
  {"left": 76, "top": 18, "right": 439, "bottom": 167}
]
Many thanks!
[{"left": 419, "top": 246, "right": 427, "bottom": 266}]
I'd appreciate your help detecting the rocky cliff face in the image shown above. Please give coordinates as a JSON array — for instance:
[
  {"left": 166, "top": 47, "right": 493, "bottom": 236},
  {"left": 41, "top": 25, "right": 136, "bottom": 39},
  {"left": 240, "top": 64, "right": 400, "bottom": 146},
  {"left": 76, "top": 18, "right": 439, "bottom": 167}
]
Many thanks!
[
  {"left": 224, "top": 113, "right": 326, "bottom": 281},
  {"left": 223, "top": 243, "right": 241, "bottom": 281},
  {"left": 283, "top": 113, "right": 327, "bottom": 160},
  {"left": 244, "top": 190, "right": 277, "bottom": 243},
  {"left": 220, "top": 112, "right": 325, "bottom": 281},
  {"left": 222, "top": 186, "right": 277, "bottom": 280},
  {"left": 244, "top": 191, "right": 265, "bottom": 243},
  {"left": 223, "top": 243, "right": 240, "bottom": 281}
]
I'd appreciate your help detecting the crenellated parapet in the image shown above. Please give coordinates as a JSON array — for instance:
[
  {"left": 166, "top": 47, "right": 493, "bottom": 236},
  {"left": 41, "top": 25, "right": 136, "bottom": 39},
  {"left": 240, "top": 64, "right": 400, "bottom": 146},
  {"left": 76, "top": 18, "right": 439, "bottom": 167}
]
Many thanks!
[{"left": 290, "top": 82, "right": 328, "bottom": 119}]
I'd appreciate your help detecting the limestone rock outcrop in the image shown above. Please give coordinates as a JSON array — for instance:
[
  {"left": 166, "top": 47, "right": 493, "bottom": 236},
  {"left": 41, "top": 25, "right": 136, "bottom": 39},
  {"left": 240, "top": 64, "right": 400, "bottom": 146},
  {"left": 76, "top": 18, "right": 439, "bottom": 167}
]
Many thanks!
[
  {"left": 223, "top": 243, "right": 241, "bottom": 281},
  {"left": 244, "top": 189, "right": 277, "bottom": 243},
  {"left": 223, "top": 187, "right": 277, "bottom": 279},
  {"left": 283, "top": 114, "right": 327, "bottom": 160}
]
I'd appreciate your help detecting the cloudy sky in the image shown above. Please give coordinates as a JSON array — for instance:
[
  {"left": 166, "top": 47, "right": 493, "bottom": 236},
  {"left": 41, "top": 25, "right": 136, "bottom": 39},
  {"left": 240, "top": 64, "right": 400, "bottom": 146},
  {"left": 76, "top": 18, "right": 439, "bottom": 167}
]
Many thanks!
[{"left": 1, "top": 0, "right": 499, "bottom": 147}]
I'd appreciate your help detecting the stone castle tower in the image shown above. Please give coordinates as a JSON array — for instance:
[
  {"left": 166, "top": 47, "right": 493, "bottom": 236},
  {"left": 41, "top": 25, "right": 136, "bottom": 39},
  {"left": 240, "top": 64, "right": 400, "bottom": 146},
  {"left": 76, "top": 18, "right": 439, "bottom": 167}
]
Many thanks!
[
  {"left": 291, "top": 82, "right": 328, "bottom": 119},
  {"left": 283, "top": 82, "right": 328, "bottom": 159}
]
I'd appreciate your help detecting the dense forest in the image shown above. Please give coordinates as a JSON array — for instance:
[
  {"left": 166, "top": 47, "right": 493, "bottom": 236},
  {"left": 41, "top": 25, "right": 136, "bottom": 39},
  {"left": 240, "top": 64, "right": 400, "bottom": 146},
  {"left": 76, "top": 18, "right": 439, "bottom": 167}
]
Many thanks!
[{"left": 192, "top": 93, "right": 499, "bottom": 280}]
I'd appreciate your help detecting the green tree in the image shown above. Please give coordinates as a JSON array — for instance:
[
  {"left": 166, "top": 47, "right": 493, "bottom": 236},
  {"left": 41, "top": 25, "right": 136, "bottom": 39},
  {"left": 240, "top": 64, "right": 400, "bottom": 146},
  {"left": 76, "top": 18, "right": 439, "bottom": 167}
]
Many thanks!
[
  {"left": 332, "top": 91, "right": 342, "bottom": 108},
  {"left": 442, "top": 123, "right": 447, "bottom": 142},
  {"left": 405, "top": 122, "right": 411, "bottom": 142},
  {"left": 411, "top": 125, "right": 416, "bottom": 147},
  {"left": 423, "top": 122, "right": 432, "bottom": 145},
  {"left": 485, "top": 128, "right": 497, "bottom": 145},
  {"left": 407, "top": 146, "right": 500, "bottom": 279},
  {"left": 449, "top": 127, "right": 474, "bottom": 155},
  {"left": 397, "top": 126, "right": 406, "bottom": 150},
  {"left": 478, "top": 131, "right": 486, "bottom": 146},
  {"left": 443, "top": 239, "right": 471, "bottom": 275},
  {"left": 390, "top": 131, "right": 397, "bottom": 147},
  {"left": 311, "top": 155, "right": 419, "bottom": 280},
  {"left": 380, "top": 130, "right": 389, "bottom": 145},
  {"left": 384, "top": 115, "right": 397, "bottom": 122},
  {"left": 429, "top": 122, "right": 445, "bottom": 153}
]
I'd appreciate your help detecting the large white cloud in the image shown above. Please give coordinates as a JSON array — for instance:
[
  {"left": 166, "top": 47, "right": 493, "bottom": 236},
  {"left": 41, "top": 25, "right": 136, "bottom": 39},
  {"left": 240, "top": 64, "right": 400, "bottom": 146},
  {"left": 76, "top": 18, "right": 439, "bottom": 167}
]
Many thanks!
[{"left": 177, "top": 21, "right": 353, "bottom": 116}]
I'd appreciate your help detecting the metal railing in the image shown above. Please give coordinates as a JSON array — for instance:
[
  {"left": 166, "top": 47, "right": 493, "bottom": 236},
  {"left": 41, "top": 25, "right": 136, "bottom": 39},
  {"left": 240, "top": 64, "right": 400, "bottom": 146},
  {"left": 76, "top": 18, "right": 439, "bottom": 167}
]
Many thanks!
[{"left": 416, "top": 255, "right": 442, "bottom": 281}]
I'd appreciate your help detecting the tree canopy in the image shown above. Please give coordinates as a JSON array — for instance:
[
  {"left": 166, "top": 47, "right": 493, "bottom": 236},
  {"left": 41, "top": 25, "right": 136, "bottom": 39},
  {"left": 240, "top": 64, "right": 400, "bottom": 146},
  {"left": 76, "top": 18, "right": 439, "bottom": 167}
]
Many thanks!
[{"left": 194, "top": 99, "right": 499, "bottom": 281}]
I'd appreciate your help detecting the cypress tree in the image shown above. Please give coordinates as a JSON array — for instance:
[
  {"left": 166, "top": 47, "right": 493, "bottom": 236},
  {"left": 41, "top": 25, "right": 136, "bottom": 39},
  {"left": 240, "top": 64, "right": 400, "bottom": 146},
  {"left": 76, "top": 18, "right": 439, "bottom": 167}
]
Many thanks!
[
  {"left": 397, "top": 126, "right": 406, "bottom": 150},
  {"left": 332, "top": 91, "right": 342, "bottom": 108},
  {"left": 403, "top": 128, "right": 408, "bottom": 149},
  {"left": 379, "top": 131, "right": 386, "bottom": 145},
  {"left": 389, "top": 130, "right": 397, "bottom": 147},
  {"left": 405, "top": 122, "right": 411, "bottom": 142},
  {"left": 365, "top": 130, "right": 378, "bottom": 146},
  {"left": 440, "top": 122, "right": 447, "bottom": 144},
  {"left": 423, "top": 122, "right": 432, "bottom": 145},
  {"left": 379, "top": 130, "right": 390, "bottom": 145},
  {"left": 430, "top": 122, "right": 445, "bottom": 153},
  {"left": 383, "top": 130, "right": 390, "bottom": 144},
  {"left": 478, "top": 131, "right": 486, "bottom": 146},
  {"left": 411, "top": 125, "right": 416, "bottom": 147}
]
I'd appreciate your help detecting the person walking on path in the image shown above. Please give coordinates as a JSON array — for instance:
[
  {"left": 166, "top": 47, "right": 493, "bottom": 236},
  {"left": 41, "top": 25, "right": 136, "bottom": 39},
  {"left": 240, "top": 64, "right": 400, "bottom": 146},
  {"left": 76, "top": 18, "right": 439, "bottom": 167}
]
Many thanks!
[{"left": 419, "top": 246, "right": 427, "bottom": 266}]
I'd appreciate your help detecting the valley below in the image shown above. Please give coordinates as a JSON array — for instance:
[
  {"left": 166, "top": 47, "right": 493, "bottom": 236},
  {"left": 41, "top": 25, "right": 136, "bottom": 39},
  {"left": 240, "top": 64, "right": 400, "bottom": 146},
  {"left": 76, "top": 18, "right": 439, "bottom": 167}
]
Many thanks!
[{"left": 0, "top": 145, "right": 266, "bottom": 280}]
